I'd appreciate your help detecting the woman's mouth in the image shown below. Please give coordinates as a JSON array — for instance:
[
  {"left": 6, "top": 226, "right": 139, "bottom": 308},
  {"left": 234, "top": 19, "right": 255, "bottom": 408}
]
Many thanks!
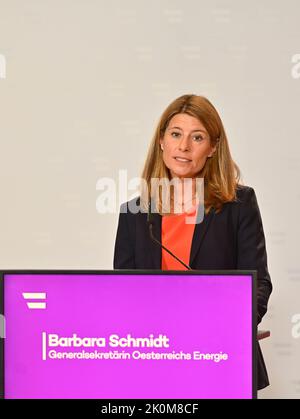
[{"left": 174, "top": 157, "right": 192, "bottom": 163}]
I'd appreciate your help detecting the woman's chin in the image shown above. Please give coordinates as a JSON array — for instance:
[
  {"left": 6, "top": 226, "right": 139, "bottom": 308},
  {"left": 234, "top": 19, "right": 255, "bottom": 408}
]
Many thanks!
[{"left": 170, "top": 169, "right": 195, "bottom": 179}]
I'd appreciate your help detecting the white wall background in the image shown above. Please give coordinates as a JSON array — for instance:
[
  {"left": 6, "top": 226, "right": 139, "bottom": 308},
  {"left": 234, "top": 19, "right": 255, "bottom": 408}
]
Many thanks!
[{"left": 0, "top": 0, "right": 300, "bottom": 398}]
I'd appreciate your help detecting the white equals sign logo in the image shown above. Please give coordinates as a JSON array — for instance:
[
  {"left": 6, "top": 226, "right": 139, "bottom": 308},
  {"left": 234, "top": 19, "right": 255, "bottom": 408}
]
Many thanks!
[{"left": 22, "top": 293, "right": 47, "bottom": 309}]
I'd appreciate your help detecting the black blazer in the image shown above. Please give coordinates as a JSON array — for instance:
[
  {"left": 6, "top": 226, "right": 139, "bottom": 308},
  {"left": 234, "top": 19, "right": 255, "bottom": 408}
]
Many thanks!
[{"left": 113, "top": 185, "right": 273, "bottom": 390}]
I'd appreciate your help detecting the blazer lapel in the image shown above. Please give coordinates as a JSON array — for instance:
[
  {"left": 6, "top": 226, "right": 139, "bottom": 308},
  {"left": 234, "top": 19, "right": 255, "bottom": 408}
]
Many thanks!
[
  {"left": 189, "top": 207, "right": 215, "bottom": 267},
  {"left": 148, "top": 212, "right": 162, "bottom": 269}
]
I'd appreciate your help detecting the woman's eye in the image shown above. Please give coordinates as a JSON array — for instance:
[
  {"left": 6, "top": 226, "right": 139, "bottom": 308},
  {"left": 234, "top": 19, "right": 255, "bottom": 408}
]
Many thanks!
[
  {"left": 171, "top": 132, "right": 181, "bottom": 138},
  {"left": 193, "top": 136, "right": 203, "bottom": 142},
  {"left": 170, "top": 132, "right": 204, "bottom": 141}
]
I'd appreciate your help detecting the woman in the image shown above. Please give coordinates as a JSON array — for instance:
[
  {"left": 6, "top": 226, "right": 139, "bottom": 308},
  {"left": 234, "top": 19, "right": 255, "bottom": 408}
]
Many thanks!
[{"left": 113, "top": 94, "right": 272, "bottom": 390}]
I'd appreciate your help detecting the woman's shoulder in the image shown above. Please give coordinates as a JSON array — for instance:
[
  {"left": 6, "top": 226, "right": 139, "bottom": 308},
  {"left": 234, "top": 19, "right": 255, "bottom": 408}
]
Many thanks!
[
  {"left": 235, "top": 184, "right": 256, "bottom": 201},
  {"left": 119, "top": 196, "right": 143, "bottom": 216},
  {"left": 220, "top": 184, "right": 258, "bottom": 213},
  {"left": 119, "top": 186, "right": 259, "bottom": 215},
  {"left": 233, "top": 184, "right": 261, "bottom": 216}
]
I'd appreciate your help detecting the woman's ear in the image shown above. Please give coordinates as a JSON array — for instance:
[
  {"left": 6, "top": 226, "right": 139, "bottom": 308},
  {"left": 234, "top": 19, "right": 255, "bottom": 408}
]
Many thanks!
[
  {"left": 208, "top": 145, "right": 217, "bottom": 157},
  {"left": 208, "top": 137, "right": 219, "bottom": 157},
  {"left": 160, "top": 140, "right": 164, "bottom": 150}
]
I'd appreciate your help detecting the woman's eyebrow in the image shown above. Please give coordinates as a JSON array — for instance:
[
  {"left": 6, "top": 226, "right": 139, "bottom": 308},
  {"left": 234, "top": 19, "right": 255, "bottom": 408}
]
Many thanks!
[{"left": 168, "top": 126, "right": 207, "bottom": 134}]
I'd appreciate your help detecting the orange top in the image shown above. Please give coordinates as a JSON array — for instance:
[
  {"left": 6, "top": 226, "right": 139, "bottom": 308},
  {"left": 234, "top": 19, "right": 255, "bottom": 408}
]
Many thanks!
[{"left": 161, "top": 205, "right": 197, "bottom": 270}]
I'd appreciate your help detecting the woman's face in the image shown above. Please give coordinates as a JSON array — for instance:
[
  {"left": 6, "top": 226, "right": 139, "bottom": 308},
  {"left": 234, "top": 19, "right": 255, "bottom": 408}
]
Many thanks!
[{"left": 160, "top": 113, "right": 216, "bottom": 179}]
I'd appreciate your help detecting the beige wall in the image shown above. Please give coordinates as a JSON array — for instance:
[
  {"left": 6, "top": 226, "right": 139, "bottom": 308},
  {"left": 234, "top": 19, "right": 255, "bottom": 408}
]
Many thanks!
[{"left": 1, "top": 0, "right": 300, "bottom": 398}]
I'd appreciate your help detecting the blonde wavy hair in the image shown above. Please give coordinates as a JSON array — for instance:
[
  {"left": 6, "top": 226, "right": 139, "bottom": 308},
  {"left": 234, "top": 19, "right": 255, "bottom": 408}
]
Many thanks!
[{"left": 140, "top": 94, "right": 241, "bottom": 215}]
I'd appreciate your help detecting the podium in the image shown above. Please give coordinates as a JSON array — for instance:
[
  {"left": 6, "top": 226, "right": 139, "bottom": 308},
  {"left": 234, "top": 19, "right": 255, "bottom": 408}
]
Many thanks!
[{"left": 0, "top": 269, "right": 262, "bottom": 399}]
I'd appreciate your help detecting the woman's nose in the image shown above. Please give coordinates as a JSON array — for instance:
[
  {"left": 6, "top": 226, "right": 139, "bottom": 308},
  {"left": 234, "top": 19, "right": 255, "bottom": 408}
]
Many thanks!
[{"left": 178, "top": 135, "right": 190, "bottom": 151}]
